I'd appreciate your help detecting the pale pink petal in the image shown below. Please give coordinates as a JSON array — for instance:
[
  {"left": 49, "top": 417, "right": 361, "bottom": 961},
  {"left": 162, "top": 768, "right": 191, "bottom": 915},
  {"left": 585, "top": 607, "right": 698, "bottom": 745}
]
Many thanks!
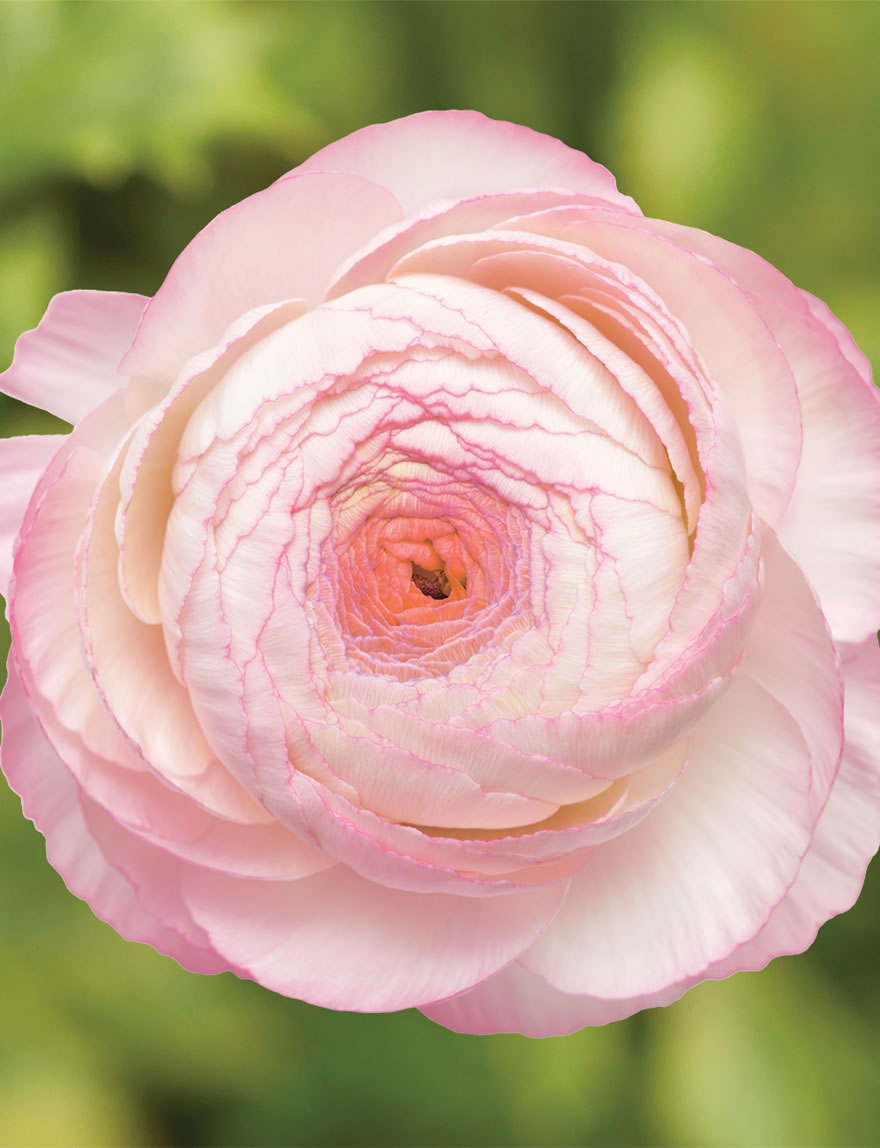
[
  {"left": 739, "top": 533, "right": 843, "bottom": 813},
  {"left": 520, "top": 536, "right": 841, "bottom": 999},
  {"left": 182, "top": 860, "right": 567, "bottom": 1013},
  {"left": 0, "top": 434, "right": 66, "bottom": 598},
  {"left": 692, "top": 635, "right": 880, "bottom": 981},
  {"left": 9, "top": 385, "right": 267, "bottom": 825},
  {"left": 170, "top": 526, "right": 565, "bottom": 840},
  {"left": 377, "top": 272, "right": 676, "bottom": 482},
  {"left": 494, "top": 208, "right": 803, "bottom": 526},
  {"left": 772, "top": 299, "right": 880, "bottom": 642},
  {"left": 473, "top": 585, "right": 750, "bottom": 784},
  {"left": 520, "top": 679, "right": 812, "bottom": 998},
  {"left": 156, "top": 298, "right": 444, "bottom": 687},
  {"left": 390, "top": 251, "right": 757, "bottom": 712},
  {"left": 588, "top": 492, "right": 689, "bottom": 664},
  {"left": 422, "top": 961, "right": 685, "bottom": 1037},
  {"left": 300, "top": 719, "right": 559, "bottom": 830},
  {"left": 11, "top": 406, "right": 154, "bottom": 774},
  {"left": 0, "top": 291, "right": 147, "bottom": 424},
  {"left": 388, "top": 236, "right": 741, "bottom": 562},
  {"left": 501, "top": 279, "right": 704, "bottom": 531},
  {"left": 116, "top": 298, "right": 308, "bottom": 625},
  {"left": 283, "top": 772, "right": 580, "bottom": 898},
  {"left": 801, "top": 288, "right": 874, "bottom": 384},
  {"left": 19, "top": 685, "right": 328, "bottom": 881},
  {"left": 120, "top": 173, "right": 402, "bottom": 383},
  {"left": 7, "top": 424, "right": 311, "bottom": 870},
  {"left": 281, "top": 741, "right": 683, "bottom": 897},
  {"left": 631, "top": 219, "right": 880, "bottom": 642},
  {"left": 567, "top": 637, "right": 879, "bottom": 1010},
  {"left": 320, "top": 696, "right": 619, "bottom": 808},
  {"left": 294, "top": 110, "right": 640, "bottom": 217},
  {"left": 0, "top": 663, "right": 227, "bottom": 974},
  {"left": 328, "top": 190, "right": 631, "bottom": 301},
  {"left": 81, "top": 439, "right": 276, "bottom": 824}
]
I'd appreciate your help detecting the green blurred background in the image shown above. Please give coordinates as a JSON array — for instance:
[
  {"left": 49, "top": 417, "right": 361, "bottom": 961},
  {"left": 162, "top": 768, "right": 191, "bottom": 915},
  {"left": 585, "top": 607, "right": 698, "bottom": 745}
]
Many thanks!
[{"left": 1, "top": 2, "right": 878, "bottom": 1145}]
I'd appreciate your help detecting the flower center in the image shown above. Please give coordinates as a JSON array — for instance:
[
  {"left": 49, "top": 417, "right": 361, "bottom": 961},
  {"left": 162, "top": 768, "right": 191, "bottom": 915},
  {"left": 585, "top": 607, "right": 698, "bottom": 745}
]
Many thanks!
[
  {"left": 411, "top": 562, "right": 452, "bottom": 600},
  {"left": 377, "top": 528, "right": 469, "bottom": 608},
  {"left": 317, "top": 467, "right": 534, "bottom": 682}
]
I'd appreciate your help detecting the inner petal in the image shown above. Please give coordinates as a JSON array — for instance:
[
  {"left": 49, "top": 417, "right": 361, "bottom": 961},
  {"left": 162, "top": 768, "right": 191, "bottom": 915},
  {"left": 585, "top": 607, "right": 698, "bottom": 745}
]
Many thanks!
[{"left": 325, "top": 468, "right": 529, "bottom": 682}]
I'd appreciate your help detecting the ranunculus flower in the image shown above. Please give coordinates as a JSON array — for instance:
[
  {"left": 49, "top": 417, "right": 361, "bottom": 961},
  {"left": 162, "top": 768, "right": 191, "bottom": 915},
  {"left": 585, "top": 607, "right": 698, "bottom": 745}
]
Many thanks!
[{"left": 1, "top": 112, "right": 878, "bottom": 1037}]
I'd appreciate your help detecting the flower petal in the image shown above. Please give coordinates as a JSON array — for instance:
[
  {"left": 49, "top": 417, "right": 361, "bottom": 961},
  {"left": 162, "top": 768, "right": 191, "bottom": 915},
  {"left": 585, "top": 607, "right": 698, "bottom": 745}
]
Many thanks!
[
  {"left": 0, "top": 291, "right": 147, "bottom": 423},
  {"left": 294, "top": 110, "right": 640, "bottom": 217},
  {"left": 182, "top": 859, "right": 567, "bottom": 1013},
  {"left": 281, "top": 740, "right": 684, "bottom": 898},
  {"left": 328, "top": 190, "right": 631, "bottom": 302},
  {"left": 520, "top": 533, "right": 841, "bottom": 998},
  {"left": 0, "top": 662, "right": 227, "bottom": 975},
  {"left": 9, "top": 384, "right": 268, "bottom": 826},
  {"left": 0, "top": 433, "right": 65, "bottom": 599},
  {"left": 116, "top": 298, "right": 309, "bottom": 625},
  {"left": 691, "top": 634, "right": 880, "bottom": 981},
  {"left": 772, "top": 295, "right": 880, "bottom": 642},
  {"left": 422, "top": 961, "right": 683, "bottom": 1037},
  {"left": 493, "top": 208, "right": 804, "bottom": 526},
  {"left": 630, "top": 219, "right": 880, "bottom": 642},
  {"left": 120, "top": 173, "right": 403, "bottom": 383}
]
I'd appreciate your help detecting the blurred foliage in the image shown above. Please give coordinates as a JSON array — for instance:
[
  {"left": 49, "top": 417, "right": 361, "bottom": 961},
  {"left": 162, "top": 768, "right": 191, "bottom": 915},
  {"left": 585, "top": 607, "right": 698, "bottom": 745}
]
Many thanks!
[{"left": 0, "top": 2, "right": 878, "bottom": 1145}]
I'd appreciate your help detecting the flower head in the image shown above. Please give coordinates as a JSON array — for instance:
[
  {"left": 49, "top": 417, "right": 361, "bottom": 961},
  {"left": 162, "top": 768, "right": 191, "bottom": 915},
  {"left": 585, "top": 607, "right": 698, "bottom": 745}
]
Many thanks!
[{"left": 2, "top": 112, "right": 879, "bottom": 1036}]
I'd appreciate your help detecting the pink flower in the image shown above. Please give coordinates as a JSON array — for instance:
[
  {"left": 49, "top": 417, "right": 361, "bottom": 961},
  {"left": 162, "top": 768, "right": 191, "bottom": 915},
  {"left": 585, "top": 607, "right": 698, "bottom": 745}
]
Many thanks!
[{"left": 1, "top": 112, "right": 879, "bottom": 1037}]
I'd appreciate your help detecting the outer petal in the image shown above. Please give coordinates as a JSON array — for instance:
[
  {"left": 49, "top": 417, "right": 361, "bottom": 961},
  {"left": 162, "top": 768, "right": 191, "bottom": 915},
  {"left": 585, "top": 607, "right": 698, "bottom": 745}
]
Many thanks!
[
  {"left": 120, "top": 173, "right": 403, "bottom": 383},
  {"left": 0, "top": 663, "right": 228, "bottom": 975},
  {"left": 520, "top": 678, "right": 814, "bottom": 998},
  {"left": 768, "top": 297, "right": 880, "bottom": 643},
  {"left": 785, "top": 290, "right": 880, "bottom": 642},
  {"left": 181, "top": 861, "right": 567, "bottom": 1013},
  {"left": 520, "top": 534, "right": 842, "bottom": 999},
  {"left": 10, "top": 388, "right": 161, "bottom": 774},
  {"left": 0, "top": 291, "right": 147, "bottom": 424},
  {"left": 421, "top": 961, "right": 683, "bottom": 1037},
  {"left": 491, "top": 208, "right": 803, "bottom": 526},
  {"left": 0, "top": 433, "right": 66, "bottom": 598},
  {"left": 444, "top": 636, "right": 880, "bottom": 1036},
  {"left": 10, "top": 384, "right": 268, "bottom": 825},
  {"left": 690, "top": 635, "right": 880, "bottom": 981},
  {"left": 5, "top": 617, "right": 568, "bottom": 1008},
  {"left": 426, "top": 574, "right": 870, "bottom": 1039},
  {"left": 20, "top": 705, "right": 332, "bottom": 881},
  {"left": 632, "top": 218, "right": 880, "bottom": 643},
  {"left": 293, "top": 110, "right": 640, "bottom": 217}
]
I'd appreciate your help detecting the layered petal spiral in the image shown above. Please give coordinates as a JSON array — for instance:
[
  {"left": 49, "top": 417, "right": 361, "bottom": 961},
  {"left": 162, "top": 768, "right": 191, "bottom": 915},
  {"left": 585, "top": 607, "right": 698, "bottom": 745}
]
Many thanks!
[{"left": 2, "top": 112, "right": 878, "bottom": 1035}]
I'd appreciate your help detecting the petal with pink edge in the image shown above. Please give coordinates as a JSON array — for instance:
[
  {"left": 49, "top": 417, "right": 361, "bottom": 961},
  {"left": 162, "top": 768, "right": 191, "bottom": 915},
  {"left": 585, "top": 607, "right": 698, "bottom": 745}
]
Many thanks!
[
  {"left": 521, "top": 677, "right": 814, "bottom": 998},
  {"left": 120, "top": 173, "right": 403, "bottom": 383},
  {"left": 328, "top": 189, "right": 635, "bottom": 302},
  {"left": 0, "top": 433, "right": 66, "bottom": 598},
  {"left": 632, "top": 218, "right": 880, "bottom": 643},
  {"left": 294, "top": 110, "right": 640, "bottom": 217},
  {"left": 691, "top": 635, "right": 880, "bottom": 982},
  {"left": 490, "top": 208, "right": 803, "bottom": 526},
  {"left": 181, "top": 860, "right": 567, "bottom": 1013},
  {"left": 422, "top": 960, "right": 688, "bottom": 1037},
  {"left": 520, "top": 535, "right": 841, "bottom": 999},
  {"left": 772, "top": 298, "right": 880, "bottom": 643},
  {"left": 0, "top": 664, "right": 228, "bottom": 975},
  {"left": 0, "top": 291, "right": 147, "bottom": 424}
]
